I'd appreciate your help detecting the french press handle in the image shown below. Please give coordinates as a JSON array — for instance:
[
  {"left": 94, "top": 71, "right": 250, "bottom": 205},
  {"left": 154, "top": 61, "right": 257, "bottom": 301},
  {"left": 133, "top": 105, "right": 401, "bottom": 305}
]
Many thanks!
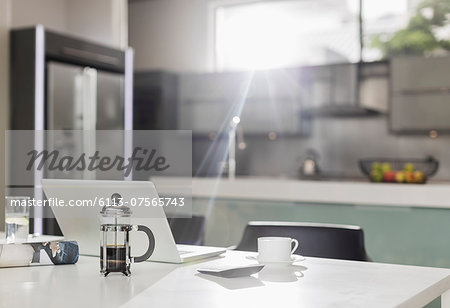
[{"left": 132, "top": 225, "right": 155, "bottom": 263}]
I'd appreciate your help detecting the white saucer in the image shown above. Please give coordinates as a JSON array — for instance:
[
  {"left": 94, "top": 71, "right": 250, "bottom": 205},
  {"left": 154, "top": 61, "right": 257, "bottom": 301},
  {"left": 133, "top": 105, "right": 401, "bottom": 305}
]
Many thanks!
[{"left": 246, "top": 254, "right": 305, "bottom": 265}]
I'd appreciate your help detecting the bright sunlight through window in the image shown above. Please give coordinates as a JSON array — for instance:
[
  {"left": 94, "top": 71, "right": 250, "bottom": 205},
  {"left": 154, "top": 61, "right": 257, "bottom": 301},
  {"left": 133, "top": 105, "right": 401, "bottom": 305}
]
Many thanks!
[
  {"left": 215, "top": 0, "right": 409, "bottom": 71},
  {"left": 215, "top": 0, "right": 360, "bottom": 71}
]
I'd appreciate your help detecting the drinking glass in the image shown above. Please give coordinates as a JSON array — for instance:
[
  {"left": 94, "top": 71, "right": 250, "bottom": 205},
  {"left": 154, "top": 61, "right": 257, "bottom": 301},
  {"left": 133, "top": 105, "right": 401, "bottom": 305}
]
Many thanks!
[{"left": 5, "top": 196, "right": 30, "bottom": 243}]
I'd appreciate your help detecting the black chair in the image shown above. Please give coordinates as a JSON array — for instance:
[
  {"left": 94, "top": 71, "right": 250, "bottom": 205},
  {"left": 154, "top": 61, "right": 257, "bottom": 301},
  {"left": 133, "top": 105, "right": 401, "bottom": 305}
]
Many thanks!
[
  {"left": 167, "top": 215, "right": 206, "bottom": 246},
  {"left": 234, "top": 221, "right": 371, "bottom": 261}
]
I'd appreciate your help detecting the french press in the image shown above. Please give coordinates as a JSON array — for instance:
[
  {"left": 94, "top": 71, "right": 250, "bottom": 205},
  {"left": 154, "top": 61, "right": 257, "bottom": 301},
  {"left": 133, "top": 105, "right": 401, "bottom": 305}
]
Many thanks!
[{"left": 100, "top": 193, "right": 155, "bottom": 276}]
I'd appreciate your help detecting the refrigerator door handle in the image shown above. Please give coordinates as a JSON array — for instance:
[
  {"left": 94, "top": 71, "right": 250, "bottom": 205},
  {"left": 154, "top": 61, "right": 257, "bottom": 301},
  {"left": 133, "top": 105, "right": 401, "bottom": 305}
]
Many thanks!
[
  {"left": 82, "top": 67, "right": 97, "bottom": 179},
  {"left": 82, "top": 67, "right": 97, "bottom": 130}
]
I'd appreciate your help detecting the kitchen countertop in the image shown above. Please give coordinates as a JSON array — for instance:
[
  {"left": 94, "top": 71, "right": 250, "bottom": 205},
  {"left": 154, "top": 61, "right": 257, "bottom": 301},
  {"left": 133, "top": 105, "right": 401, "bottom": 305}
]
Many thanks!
[{"left": 151, "top": 177, "right": 450, "bottom": 209}]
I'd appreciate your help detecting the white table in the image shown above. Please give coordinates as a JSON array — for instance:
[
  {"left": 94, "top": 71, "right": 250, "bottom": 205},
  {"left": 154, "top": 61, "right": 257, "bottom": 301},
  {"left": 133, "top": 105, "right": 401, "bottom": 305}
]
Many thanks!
[{"left": 0, "top": 250, "right": 449, "bottom": 308}]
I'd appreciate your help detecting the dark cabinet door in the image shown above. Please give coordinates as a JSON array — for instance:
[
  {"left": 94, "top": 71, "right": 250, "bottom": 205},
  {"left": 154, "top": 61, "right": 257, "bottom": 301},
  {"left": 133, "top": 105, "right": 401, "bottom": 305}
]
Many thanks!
[{"left": 391, "top": 56, "right": 450, "bottom": 133}]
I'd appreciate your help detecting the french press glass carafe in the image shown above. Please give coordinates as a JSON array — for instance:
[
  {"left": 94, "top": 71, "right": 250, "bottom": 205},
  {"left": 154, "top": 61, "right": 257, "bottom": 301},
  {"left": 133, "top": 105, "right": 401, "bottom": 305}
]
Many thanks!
[{"left": 100, "top": 194, "right": 155, "bottom": 276}]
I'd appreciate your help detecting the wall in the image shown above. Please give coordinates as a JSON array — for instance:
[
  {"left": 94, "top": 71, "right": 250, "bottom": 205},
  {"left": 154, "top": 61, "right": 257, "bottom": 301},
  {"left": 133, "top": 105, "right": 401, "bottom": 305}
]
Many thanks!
[
  {"left": 66, "top": 0, "right": 128, "bottom": 48},
  {"left": 129, "top": 0, "right": 210, "bottom": 71},
  {"left": 0, "top": 0, "right": 10, "bottom": 230},
  {"left": 10, "top": 0, "right": 68, "bottom": 31},
  {"left": 10, "top": 0, "right": 128, "bottom": 48},
  {"left": 231, "top": 116, "right": 450, "bottom": 180},
  {"left": 191, "top": 115, "right": 450, "bottom": 180}
]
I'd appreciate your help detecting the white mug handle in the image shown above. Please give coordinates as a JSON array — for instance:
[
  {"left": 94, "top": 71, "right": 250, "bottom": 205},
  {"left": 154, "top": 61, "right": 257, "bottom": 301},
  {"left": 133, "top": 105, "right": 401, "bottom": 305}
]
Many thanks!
[{"left": 291, "top": 239, "right": 299, "bottom": 254}]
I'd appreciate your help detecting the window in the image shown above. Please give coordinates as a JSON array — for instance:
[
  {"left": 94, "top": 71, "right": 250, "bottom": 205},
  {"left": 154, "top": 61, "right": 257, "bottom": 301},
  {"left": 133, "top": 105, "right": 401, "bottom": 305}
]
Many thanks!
[
  {"left": 215, "top": 0, "right": 450, "bottom": 70},
  {"left": 215, "top": 0, "right": 360, "bottom": 71},
  {"left": 363, "top": 0, "right": 450, "bottom": 60}
]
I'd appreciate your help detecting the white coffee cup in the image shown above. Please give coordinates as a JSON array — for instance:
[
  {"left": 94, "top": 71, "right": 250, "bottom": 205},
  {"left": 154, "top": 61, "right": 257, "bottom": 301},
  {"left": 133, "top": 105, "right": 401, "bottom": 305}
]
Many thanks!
[{"left": 257, "top": 237, "right": 299, "bottom": 263}]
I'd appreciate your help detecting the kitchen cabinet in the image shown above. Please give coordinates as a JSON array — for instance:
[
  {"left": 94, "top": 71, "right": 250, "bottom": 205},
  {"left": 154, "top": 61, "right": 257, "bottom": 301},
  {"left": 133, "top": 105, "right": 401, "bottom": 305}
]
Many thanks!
[
  {"left": 178, "top": 71, "right": 249, "bottom": 102},
  {"left": 190, "top": 196, "right": 450, "bottom": 269},
  {"left": 177, "top": 72, "right": 247, "bottom": 133},
  {"left": 133, "top": 71, "right": 178, "bottom": 130},
  {"left": 177, "top": 69, "right": 309, "bottom": 135},
  {"left": 178, "top": 99, "right": 233, "bottom": 133},
  {"left": 392, "top": 95, "right": 450, "bottom": 131},
  {"left": 358, "top": 61, "right": 389, "bottom": 112},
  {"left": 240, "top": 68, "right": 306, "bottom": 134},
  {"left": 246, "top": 68, "right": 303, "bottom": 100},
  {"left": 391, "top": 56, "right": 450, "bottom": 91},
  {"left": 300, "top": 63, "right": 358, "bottom": 115},
  {"left": 301, "top": 64, "right": 333, "bottom": 109},
  {"left": 239, "top": 99, "right": 306, "bottom": 134},
  {"left": 391, "top": 56, "right": 450, "bottom": 133}
]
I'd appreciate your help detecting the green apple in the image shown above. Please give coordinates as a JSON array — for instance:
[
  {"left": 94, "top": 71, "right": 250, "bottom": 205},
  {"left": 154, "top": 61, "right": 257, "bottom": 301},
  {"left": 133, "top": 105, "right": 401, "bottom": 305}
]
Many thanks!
[
  {"left": 381, "top": 163, "right": 392, "bottom": 173},
  {"left": 371, "top": 170, "right": 383, "bottom": 182},
  {"left": 371, "top": 162, "right": 382, "bottom": 172},
  {"left": 403, "top": 163, "right": 415, "bottom": 172}
]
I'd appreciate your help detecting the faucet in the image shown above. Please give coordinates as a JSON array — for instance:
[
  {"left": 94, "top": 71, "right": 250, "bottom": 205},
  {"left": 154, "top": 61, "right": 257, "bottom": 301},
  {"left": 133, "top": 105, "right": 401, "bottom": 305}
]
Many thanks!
[{"left": 227, "top": 116, "right": 246, "bottom": 180}]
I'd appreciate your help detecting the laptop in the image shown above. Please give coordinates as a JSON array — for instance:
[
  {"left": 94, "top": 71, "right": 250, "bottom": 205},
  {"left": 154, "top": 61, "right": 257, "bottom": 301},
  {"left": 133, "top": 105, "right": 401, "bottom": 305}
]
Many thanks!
[{"left": 41, "top": 179, "right": 226, "bottom": 263}]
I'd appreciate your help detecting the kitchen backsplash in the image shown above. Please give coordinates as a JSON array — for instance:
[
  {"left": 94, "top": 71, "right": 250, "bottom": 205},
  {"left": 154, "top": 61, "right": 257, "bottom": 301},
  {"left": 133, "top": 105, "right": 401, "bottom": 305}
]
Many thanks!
[{"left": 193, "top": 115, "right": 450, "bottom": 181}]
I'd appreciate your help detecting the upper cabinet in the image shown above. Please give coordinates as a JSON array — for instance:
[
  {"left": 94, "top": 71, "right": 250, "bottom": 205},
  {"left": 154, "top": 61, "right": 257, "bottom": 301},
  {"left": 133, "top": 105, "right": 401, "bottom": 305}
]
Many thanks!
[
  {"left": 177, "top": 72, "right": 250, "bottom": 134},
  {"left": 245, "top": 68, "right": 303, "bottom": 100},
  {"left": 177, "top": 62, "right": 391, "bottom": 135},
  {"left": 391, "top": 56, "right": 450, "bottom": 133},
  {"left": 358, "top": 62, "right": 389, "bottom": 113},
  {"left": 178, "top": 71, "right": 249, "bottom": 103},
  {"left": 177, "top": 69, "right": 308, "bottom": 135},
  {"left": 300, "top": 63, "right": 358, "bottom": 114},
  {"left": 241, "top": 68, "right": 306, "bottom": 134}
]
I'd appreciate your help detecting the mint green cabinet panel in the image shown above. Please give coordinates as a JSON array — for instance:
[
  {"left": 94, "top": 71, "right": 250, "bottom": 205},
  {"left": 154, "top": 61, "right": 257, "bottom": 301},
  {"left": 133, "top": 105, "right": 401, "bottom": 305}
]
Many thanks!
[{"left": 193, "top": 198, "right": 450, "bottom": 268}]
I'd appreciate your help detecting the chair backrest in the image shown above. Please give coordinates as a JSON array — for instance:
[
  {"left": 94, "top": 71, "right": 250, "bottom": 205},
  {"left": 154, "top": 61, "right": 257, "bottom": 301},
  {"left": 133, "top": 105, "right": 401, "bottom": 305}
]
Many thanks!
[
  {"left": 235, "top": 221, "right": 370, "bottom": 261},
  {"left": 167, "top": 215, "right": 206, "bottom": 246}
]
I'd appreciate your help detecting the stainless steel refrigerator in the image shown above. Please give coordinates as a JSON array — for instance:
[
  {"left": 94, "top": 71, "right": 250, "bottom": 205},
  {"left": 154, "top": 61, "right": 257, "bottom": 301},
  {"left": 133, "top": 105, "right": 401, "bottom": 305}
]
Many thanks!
[{"left": 9, "top": 25, "right": 133, "bottom": 234}]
